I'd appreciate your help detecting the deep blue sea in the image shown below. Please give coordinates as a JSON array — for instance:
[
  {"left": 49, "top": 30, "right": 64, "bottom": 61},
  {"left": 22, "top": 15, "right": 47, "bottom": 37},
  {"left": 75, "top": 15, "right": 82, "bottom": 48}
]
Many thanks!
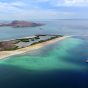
[{"left": 0, "top": 19, "right": 88, "bottom": 88}]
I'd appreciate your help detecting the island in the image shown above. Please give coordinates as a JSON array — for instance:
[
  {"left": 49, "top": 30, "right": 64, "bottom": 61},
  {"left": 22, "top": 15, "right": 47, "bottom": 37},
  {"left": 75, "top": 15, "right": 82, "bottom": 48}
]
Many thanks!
[
  {"left": 0, "top": 20, "right": 44, "bottom": 28},
  {"left": 0, "top": 35, "right": 69, "bottom": 59}
]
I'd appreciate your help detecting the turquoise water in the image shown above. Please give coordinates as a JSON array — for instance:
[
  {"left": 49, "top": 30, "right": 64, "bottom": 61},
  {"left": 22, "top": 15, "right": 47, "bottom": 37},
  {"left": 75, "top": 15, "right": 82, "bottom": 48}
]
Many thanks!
[
  {"left": 0, "top": 38, "right": 87, "bottom": 71},
  {"left": 0, "top": 20, "right": 88, "bottom": 88}
]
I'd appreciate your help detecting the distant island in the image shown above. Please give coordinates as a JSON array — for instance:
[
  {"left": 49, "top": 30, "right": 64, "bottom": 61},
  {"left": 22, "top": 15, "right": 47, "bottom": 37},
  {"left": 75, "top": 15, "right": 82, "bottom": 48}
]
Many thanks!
[{"left": 0, "top": 20, "right": 44, "bottom": 28}]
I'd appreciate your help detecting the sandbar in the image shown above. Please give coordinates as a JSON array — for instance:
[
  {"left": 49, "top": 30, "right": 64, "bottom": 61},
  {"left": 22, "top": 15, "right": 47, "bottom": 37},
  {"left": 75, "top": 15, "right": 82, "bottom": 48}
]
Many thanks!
[{"left": 0, "top": 36, "right": 69, "bottom": 60}]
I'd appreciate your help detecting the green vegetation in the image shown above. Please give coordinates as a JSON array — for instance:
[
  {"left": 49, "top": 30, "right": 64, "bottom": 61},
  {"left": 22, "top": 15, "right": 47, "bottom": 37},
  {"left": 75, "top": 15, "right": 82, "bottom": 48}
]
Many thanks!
[
  {"left": 31, "top": 38, "right": 35, "bottom": 41},
  {"left": 35, "top": 36, "right": 40, "bottom": 39},
  {"left": 58, "top": 35, "right": 63, "bottom": 37},
  {"left": 0, "top": 35, "right": 63, "bottom": 51},
  {"left": 31, "top": 36, "right": 61, "bottom": 45},
  {"left": 17, "top": 38, "right": 29, "bottom": 42},
  {"left": 36, "top": 34, "right": 47, "bottom": 36}
]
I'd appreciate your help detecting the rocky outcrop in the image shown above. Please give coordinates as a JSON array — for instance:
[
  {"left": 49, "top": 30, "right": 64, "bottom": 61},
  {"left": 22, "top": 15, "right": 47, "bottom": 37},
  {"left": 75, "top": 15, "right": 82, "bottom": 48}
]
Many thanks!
[{"left": 0, "top": 20, "right": 44, "bottom": 27}]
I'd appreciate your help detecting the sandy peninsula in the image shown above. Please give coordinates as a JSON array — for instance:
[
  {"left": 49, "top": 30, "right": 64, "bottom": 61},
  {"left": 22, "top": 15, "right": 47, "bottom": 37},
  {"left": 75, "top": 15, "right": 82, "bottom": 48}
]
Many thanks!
[{"left": 0, "top": 36, "right": 69, "bottom": 60}]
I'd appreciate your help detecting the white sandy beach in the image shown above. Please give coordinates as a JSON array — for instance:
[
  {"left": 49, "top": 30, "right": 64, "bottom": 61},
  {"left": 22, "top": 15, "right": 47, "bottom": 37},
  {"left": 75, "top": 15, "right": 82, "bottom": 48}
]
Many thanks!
[{"left": 0, "top": 36, "right": 69, "bottom": 60}]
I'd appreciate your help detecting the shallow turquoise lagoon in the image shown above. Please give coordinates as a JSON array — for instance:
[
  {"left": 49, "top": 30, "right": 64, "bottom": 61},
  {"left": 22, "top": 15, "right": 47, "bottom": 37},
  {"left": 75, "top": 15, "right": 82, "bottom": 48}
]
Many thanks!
[
  {"left": 0, "top": 19, "right": 88, "bottom": 88},
  {"left": 0, "top": 37, "right": 87, "bottom": 71}
]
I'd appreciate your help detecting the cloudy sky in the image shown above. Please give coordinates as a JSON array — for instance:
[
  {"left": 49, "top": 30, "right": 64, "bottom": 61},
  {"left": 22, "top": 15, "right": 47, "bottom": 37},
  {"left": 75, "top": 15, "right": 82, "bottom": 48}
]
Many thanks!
[{"left": 0, "top": 0, "right": 88, "bottom": 20}]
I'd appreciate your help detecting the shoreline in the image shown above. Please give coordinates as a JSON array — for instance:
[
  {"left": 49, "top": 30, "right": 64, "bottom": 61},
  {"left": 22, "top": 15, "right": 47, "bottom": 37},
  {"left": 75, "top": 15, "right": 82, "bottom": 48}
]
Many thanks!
[{"left": 0, "top": 36, "right": 70, "bottom": 60}]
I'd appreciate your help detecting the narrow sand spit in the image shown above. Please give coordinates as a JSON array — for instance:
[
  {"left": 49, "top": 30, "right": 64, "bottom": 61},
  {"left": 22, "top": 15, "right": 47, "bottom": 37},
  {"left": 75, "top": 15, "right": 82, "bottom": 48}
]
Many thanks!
[{"left": 0, "top": 36, "right": 70, "bottom": 60}]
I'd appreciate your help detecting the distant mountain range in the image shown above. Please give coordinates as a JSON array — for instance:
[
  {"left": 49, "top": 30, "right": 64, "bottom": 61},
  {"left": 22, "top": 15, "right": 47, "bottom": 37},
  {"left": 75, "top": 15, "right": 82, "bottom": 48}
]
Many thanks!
[{"left": 0, "top": 20, "right": 44, "bottom": 28}]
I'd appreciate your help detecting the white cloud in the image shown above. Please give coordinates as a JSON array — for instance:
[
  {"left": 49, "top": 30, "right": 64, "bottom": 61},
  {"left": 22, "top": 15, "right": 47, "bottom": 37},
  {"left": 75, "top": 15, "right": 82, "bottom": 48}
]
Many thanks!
[
  {"left": 51, "top": 0, "right": 88, "bottom": 7},
  {"left": 26, "top": 0, "right": 88, "bottom": 6},
  {"left": 0, "top": 0, "right": 88, "bottom": 20},
  {"left": 34, "top": 0, "right": 49, "bottom": 2},
  {"left": 18, "top": 10, "right": 74, "bottom": 19},
  {"left": 0, "top": 1, "right": 25, "bottom": 9},
  {"left": 64, "top": 0, "right": 88, "bottom": 6},
  {"left": 11, "top": 2, "right": 26, "bottom": 7},
  {"left": 1, "top": 0, "right": 88, "bottom": 9},
  {"left": 0, "top": 2, "right": 17, "bottom": 12},
  {"left": 0, "top": 2, "right": 74, "bottom": 20}
]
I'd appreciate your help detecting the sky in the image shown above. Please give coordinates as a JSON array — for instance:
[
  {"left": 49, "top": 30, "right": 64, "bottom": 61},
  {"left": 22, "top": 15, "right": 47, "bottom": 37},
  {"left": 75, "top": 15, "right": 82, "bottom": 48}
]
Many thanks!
[{"left": 0, "top": 0, "right": 88, "bottom": 20}]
